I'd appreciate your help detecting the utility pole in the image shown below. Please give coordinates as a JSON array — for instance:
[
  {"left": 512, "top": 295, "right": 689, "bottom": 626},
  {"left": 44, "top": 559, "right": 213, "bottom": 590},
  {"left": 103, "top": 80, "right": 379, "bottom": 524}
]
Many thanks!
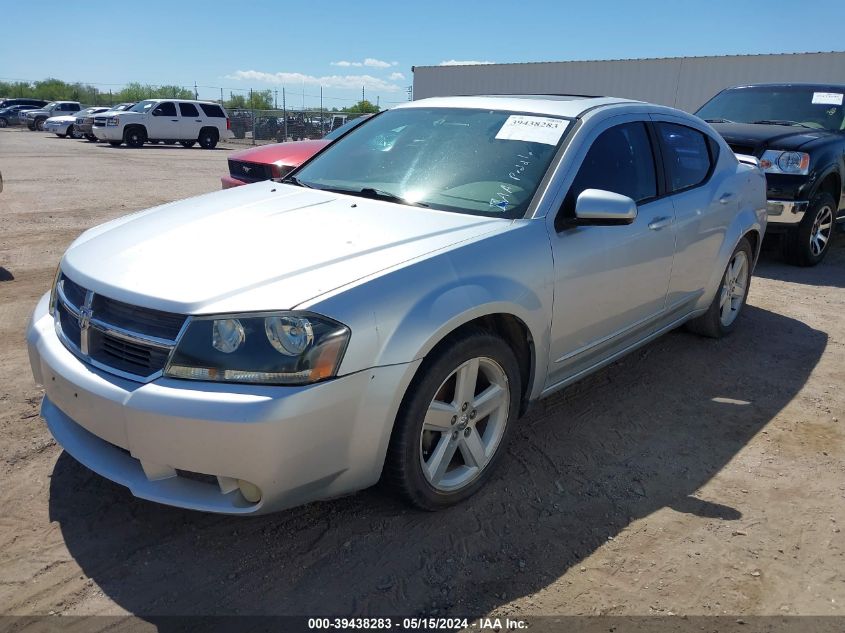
[
  {"left": 220, "top": 87, "right": 224, "bottom": 104},
  {"left": 274, "top": 89, "right": 278, "bottom": 109},
  {"left": 362, "top": 85, "right": 365, "bottom": 108},
  {"left": 407, "top": 85, "right": 413, "bottom": 101},
  {"left": 194, "top": 82, "right": 198, "bottom": 99},
  {"left": 282, "top": 87, "right": 287, "bottom": 141},
  {"left": 320, "top": 86, "right": 323, "bottom": 136}
]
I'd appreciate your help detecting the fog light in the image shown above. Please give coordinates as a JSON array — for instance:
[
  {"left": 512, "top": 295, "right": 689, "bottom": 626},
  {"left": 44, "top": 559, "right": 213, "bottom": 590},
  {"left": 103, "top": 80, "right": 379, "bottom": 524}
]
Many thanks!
[{"left": 237, "top": 479, "right": 262, "bottom": 503}]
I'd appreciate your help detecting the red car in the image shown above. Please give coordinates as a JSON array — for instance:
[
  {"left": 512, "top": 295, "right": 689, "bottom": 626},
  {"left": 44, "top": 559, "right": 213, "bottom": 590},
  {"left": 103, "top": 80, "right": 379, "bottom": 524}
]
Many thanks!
[{"left": 221, "top": 115, "right": 372, "bottom": 189}]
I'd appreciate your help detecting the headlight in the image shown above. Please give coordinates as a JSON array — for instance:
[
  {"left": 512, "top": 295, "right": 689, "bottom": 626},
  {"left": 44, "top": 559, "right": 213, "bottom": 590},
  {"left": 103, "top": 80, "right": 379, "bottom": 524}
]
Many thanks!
[
  {"left": 107, "top": 116, "right": 119, "bottom": 126},
  {"left": 164, "top": 312, "right": 350, "bottom": 385},
  {"left": 759, "top": 150, "right": 810, "bottom": 175},
  {"left": 48, "top": 265, "right": 61, "bottom": 316}
]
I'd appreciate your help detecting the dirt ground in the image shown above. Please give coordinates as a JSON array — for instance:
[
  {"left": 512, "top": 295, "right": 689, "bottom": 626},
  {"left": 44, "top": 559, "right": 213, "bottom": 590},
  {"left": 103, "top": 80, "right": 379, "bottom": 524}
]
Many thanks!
[{"left": 0, "top": 127, "right": 843, "bottom": 625}]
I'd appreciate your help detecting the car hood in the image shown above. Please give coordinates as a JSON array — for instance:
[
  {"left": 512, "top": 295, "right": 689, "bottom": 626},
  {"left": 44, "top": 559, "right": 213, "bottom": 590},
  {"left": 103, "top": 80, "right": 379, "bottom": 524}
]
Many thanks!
[
  {"left": 709, "top": 122, "right": 838, "bottom": 152},
  {"left": 46, "top": 115, "right": 75, "bottom": 123},
  {"left": 62, "top": 182, "right": 510, "bottom": 315},
  {"left": 229, "top": 140, "right": 329, "bottom": 167}
]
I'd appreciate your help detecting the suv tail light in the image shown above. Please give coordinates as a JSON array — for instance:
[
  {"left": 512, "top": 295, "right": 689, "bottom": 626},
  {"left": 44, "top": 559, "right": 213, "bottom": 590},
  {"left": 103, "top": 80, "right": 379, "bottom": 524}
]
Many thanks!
[{"left": 226, "top": 118, "right": 231, "bottom": 130}]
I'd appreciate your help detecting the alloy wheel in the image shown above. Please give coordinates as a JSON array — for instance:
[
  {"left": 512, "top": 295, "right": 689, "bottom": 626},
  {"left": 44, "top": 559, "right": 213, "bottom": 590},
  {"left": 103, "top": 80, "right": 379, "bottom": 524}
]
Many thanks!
[
  {"left": 719, "top": 250, "right": 749, "bottom": 327},
  {"left": 419, "top": 356, "right": 509, "bottom": 492},
  {"left": 810, "top": 205, "right": 833, "bottom": 257}
]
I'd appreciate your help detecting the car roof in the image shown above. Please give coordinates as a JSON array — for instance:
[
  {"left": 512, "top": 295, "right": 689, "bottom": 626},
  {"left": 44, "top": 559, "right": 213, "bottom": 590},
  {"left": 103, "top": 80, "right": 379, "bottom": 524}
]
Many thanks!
[
  {"left": 142, "top": 98, "right": 223, "bottom": 104},
  {"left": 725, "top": 82, "right": 845, "bottom": 91},
  {"left": 394, "top": 94, "right": 638, "bottom": 118}
]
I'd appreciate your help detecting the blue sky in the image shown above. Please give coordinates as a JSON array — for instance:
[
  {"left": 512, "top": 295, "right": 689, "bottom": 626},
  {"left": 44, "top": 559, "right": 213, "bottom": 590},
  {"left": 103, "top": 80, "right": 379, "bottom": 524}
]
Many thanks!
[{"left": 2, "top": 0, "right": 842, "bottom": 107}]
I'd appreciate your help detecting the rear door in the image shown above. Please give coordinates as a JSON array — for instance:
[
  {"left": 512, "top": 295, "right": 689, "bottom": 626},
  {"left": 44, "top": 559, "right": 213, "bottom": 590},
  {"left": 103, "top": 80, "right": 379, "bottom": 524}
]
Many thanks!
[
  {"left": 178, "top": 102, "right": 203, "bottom": 139},
  {"left": 650, "top": 116, "right": 736, "bottom": 315},
  {"left": 147, "top": 101, "right": 180, "bottom": 139}
]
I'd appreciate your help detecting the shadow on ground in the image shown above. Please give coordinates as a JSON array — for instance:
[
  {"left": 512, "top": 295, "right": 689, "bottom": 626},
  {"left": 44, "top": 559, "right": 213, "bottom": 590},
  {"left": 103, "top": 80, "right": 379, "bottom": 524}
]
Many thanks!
[
  {"left": 49, "top": 305, "right": 826, "bottom": 618},
  {"left": 754, "top": 232, "right": 845, "bottom": 288}
]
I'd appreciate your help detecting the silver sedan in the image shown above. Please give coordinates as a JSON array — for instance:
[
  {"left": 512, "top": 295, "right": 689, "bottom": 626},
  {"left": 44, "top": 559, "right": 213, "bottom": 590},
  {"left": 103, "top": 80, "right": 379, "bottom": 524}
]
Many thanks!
[{"left": 26, "top": 95, "right": 767, "bottom": 514}]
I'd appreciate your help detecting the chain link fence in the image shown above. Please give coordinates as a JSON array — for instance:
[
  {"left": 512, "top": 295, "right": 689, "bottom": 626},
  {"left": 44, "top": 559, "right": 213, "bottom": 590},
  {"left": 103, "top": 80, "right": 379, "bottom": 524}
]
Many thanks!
[{"left": 227, "top": 109, "right": 371, "bottom": 145}]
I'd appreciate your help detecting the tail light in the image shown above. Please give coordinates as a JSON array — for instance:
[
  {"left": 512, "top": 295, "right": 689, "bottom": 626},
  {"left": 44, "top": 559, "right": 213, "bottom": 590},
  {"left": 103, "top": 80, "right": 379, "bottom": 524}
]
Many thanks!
[{"left": 226, "top": 118, "right": 231, "bottom": 130}]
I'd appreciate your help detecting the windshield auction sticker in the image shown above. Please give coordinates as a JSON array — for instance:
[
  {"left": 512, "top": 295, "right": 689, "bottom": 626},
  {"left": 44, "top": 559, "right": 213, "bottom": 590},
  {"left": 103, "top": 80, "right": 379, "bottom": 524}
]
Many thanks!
[
  {"left": 495, "top": 115, "right": 568, "bottom": 145},
  {"left": 811, "top": 92, "right": 844, "bottom": 105}
]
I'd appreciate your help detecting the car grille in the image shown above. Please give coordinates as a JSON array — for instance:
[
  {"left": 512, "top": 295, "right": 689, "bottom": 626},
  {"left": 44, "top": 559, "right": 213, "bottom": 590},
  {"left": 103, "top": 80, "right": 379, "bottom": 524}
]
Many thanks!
[
  {"left": 227, "top": 159, "right": 274, "bottom": 183},
  {"left": 93, "top": 116, "right": 109, "bottom": 126},
  {"left": 728, "top": 144, "right": 759, "bottom": 157},
  {"left": 54, "top": 273, "right": 187, "bottom": 381}
]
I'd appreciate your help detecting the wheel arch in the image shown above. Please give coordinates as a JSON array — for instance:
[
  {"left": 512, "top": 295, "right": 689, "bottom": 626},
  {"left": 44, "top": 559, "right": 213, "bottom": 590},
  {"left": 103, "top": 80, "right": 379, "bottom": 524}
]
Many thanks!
[{"left": 813, "top": 169, "right": 841, "bottom": 205}]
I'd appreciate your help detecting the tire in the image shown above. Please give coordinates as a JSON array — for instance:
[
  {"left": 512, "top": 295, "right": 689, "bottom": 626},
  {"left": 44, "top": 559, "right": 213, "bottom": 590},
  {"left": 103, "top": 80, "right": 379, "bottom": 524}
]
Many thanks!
[
  {"left": 782, "top": 192, "right": 837, "bottom": 267},
  {"left": 108, "top": 140, "right": 122, "bottom": 147},
  {"left": 124, "top": 126, "right": 146, "bottom": 148},
  {"left": 686, "top": 237, "right": 753, "bottom": 339},
  {"left": 383, "top": 328, "right": 521, "bottom": 510},
  {"left": 198, "top": 128, "right": 218, "bottom": 149},
  {"left": 66, "top": 124, "right": 82, "bottom": 139},
  {"left": 85, "top": 134, "right": 97, "bottom": 142},
  {"left": 35, "top": 118, "right": 46, "bottom": 131},
  {"left": 179, "top": 140, "right": 196, "bottom": 148},
  {"left": 0, "top": 118, "right": 7, "bottom": 128}
]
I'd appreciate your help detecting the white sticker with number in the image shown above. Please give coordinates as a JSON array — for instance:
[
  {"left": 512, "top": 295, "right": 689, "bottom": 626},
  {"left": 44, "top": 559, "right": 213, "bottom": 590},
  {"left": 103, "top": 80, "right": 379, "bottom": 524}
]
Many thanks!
[
  {"left": 495, "top": 115, "right": 568, "bottom": 145},
  {"left": 812, "top": 92, "right": 843, "bottom": 105}
]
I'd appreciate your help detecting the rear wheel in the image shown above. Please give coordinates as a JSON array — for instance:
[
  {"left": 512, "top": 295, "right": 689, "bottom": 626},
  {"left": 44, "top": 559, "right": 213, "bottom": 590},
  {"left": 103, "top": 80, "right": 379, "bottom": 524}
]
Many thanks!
[
  {"left": 686, "top": 238, "right": 752, "bottom": 339},
  {"left": 198, "top": 127, "right": 218, "bottom": 149},
  {"left": 179, "top": 140, "right": 196, "bottom": 148},
  {"left": 783, "top": 192, "right": 836, "bottom": 266},
  {"left": 124, "top": 126, "right": 146, "bottom": 148},
  {"left": 383, "top": 329, "right": 520, "bottom": 510},
  {"left": 35, "top": 118, "right": 46, "bottom": 131}
]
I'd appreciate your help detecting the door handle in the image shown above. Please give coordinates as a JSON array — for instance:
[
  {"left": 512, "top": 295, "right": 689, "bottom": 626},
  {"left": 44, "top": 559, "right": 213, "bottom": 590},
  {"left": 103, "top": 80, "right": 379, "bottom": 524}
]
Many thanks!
[
  {"left": 648, "top": 216, "right": 672, "bottom": 231},
  {"left": 171, "top": 119, "right": 179, "bottom": 122},
  {"left": 195, "top": 119, "right": 202, "bottom": 122},
  {"left": 719, "top": 192, "right": 735, "bottom": 204}
]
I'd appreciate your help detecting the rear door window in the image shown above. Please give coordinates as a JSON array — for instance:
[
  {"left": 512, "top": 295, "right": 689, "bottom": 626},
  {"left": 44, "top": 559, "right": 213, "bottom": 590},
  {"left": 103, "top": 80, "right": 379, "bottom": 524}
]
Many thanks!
[
  {"left": 179, "top": 102, "right": 199, "bottom": 117},
  {"left": 656, "top": 123, "right": 717, "bottom": 192}
]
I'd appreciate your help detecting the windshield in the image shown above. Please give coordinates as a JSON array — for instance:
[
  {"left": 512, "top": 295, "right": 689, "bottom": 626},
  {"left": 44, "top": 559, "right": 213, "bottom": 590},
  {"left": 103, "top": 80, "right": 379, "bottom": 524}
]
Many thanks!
[
  {"left": 43, "top": 102, "right": 57, "bottom": 110},
  {"left": 697, "top": 87, "right": 845, "bottom": 132},
  {"left": 323, "top": 115, "right": 370, "bottom": 141},
  {"left": 293, "top": 107, "right": 569, "bottom": 218},
  {"left": 129, "top": 100, "right": 157, "bottom": 113}
]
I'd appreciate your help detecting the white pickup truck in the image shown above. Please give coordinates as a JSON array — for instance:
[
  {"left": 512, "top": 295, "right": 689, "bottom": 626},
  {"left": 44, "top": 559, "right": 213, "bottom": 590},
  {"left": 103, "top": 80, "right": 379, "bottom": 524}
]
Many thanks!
[{"left": 92, "top": 98, "right": 233, "bottom": 149}]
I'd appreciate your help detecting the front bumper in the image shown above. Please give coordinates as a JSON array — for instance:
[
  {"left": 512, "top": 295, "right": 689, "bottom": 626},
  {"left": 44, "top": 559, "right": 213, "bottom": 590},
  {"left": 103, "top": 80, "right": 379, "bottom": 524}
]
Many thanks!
[
  {"left": 93, "top": 126, "right": 121, "bottom": 141},
  {"left": 26, "top": 292, "right": 417, "bottom": 515},
  {"left": 766, "top": 199, "right": 808, "bottom": 225}
]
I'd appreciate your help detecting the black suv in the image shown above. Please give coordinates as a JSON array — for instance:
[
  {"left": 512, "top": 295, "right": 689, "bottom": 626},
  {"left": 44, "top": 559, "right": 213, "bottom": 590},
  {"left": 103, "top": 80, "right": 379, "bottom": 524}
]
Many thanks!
[{"left": 696, "top": 84, "right": 844, "bottom": 266}]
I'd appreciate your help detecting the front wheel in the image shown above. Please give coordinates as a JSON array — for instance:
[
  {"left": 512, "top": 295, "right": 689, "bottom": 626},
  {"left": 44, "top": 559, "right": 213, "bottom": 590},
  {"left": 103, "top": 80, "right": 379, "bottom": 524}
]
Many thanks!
[
  {"left": 686, "top": 238, "right": 753, "bottom": 339},
  {"left": 383, "top": 329, "right": 521, "bottom": 510},
  {"left": 124, "top": 127, "right": 146, "bottom": 148},
  {"left": 35, "top": 118, "right": 46, "bottom": 131},
  {"left": 67, "top": 124, "right": 82, "bottom": 139},
  {"left": 783, "top": 192, "right": 836, "bottom": 266}
]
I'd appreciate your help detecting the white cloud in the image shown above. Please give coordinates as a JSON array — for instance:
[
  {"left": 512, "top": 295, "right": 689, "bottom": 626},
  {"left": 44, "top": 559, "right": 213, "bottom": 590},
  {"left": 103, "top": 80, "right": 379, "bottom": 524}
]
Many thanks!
[
  {"left": 330, "top": 58, "right": 395, "bottom": 68},
  {"left": 225, "top": 69, "right": 403, "bottom": 92},
  {"left": 438, "top": 60, "right": 496, "bottom": 66},
  {"left": 388, "top": 72, "right": 405, "bottom": 81}
]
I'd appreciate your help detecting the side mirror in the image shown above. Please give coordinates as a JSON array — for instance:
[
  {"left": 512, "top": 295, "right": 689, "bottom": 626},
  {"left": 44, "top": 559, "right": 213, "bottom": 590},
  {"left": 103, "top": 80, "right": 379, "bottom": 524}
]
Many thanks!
[{"left": 574, "top": 189, "right": 638, "bottom": 225}]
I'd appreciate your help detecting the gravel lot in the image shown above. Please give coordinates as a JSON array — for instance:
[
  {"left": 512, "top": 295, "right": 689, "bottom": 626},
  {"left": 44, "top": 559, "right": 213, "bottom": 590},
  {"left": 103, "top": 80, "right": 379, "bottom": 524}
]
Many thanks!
[{"left": 0, "top": 128, "right": 843, "bottom": 624}]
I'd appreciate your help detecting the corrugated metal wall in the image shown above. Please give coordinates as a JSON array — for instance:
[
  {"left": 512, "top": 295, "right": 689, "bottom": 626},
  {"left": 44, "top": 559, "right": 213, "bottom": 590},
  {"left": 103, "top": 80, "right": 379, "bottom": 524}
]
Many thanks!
[{"left": 413, "top": 52, "right": 845, "bottom": 112}]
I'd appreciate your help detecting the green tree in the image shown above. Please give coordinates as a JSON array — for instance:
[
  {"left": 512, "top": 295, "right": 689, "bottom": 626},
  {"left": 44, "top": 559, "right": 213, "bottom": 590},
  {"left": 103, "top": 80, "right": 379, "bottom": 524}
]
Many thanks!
[{"left": 342, "top": 100, "right": 380, "bottom": 114}]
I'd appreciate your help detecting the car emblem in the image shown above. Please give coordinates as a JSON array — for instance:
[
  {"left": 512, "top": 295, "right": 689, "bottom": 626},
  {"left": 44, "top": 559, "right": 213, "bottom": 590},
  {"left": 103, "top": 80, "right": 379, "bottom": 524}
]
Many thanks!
[
  {"left": 78, "top": 291, "right": 95, "bottom": 355},
  {"left": 242, "top": 165, "right": 252, "bottom": 174}
]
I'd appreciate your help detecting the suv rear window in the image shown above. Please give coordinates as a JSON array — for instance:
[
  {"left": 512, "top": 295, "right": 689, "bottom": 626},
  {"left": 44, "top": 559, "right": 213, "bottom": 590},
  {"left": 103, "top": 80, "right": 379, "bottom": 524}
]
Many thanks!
[{"left": 199, "top": 103, "right": 225, "bottom": 118}]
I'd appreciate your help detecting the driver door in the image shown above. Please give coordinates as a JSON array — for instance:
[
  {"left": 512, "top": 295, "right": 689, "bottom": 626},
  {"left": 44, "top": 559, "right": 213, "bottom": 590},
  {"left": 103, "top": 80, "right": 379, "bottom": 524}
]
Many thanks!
[
  {"left": 147, "top": 101, "right": 179, "bottom": 139},
  {"left": 545, "top": 117, "right": 676, "bottom": 389}
]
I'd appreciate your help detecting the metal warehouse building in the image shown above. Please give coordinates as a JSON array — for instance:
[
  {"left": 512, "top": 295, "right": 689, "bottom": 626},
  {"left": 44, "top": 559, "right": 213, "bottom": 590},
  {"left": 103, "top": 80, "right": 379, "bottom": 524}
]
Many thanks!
[{"left": 412, "top": 51, "right": 845, "bottom": 113}]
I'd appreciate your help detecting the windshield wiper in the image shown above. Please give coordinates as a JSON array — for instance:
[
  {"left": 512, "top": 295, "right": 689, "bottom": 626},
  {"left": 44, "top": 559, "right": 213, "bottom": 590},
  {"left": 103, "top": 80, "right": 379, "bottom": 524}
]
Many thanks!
[
  {"left": 318, "top": 186, "right": 429, "bottom": 207},
  {"left": 704, "top": 118, "right": 733, "bottom": 123},
  {"left": 751, "top": 119, "right": 813, "bottom": 128},
  {"left": 280, "top": 174, "right": 312, "bottom": 188}
]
